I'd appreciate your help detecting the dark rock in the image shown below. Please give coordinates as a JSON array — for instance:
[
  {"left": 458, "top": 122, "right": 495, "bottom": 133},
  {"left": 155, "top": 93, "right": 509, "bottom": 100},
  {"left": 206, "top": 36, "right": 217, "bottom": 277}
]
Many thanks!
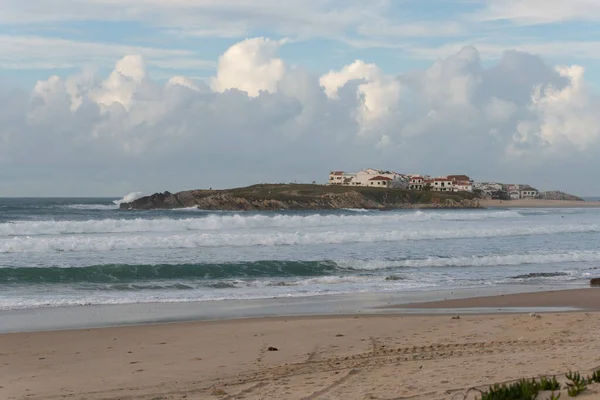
[
  {"left": 119, "top": 184, "right": 483, "bottom": 211},
  {"left": 591, "top": 278, "right": 600, "bottom": 287},
  {"left": 267, "top": 346, "right": 279, "bottom": 352},
  {"left": 385, "top": 275, "right": 404, "bottom": 281},
  {"left": 538, "top": 191, "right": 584, "bottom": 201},
  {"left": 511, "top": 272, "right": 568, "bottom": 279}
]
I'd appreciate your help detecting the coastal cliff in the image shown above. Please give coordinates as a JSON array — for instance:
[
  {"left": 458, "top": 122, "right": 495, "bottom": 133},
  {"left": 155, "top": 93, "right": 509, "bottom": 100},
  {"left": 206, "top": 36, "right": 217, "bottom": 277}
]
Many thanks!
[{"left": 119, "top": 184, "right": 481, "bottom": 211}]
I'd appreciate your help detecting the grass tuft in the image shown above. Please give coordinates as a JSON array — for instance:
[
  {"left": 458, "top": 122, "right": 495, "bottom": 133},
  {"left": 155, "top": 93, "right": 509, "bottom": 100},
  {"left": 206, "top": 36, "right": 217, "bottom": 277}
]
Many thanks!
[
  {"left": 478, "top": 376, "right": 560, "bottom": 399},
  {"left": 566, "top": 371, "right": 587, "bottom": 396}
]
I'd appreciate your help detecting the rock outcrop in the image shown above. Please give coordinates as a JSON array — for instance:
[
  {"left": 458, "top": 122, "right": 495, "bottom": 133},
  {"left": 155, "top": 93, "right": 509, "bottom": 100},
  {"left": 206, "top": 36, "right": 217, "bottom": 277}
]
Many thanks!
[
  {"left": 538, "top": 191, "right": 584, "bottom": 201},
  {"left": 120, "top": 184, "right": 482, "bottom": 211}
]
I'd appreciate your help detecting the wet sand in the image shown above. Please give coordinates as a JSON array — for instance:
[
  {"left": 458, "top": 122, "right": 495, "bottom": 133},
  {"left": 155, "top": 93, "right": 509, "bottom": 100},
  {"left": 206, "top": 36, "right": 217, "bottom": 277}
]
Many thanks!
[
  {"left": 392, "top": 287, "right": 600, "bottom": 311},
  {"left": 3, "top": 289, "right": 600, "bottom": 399}
]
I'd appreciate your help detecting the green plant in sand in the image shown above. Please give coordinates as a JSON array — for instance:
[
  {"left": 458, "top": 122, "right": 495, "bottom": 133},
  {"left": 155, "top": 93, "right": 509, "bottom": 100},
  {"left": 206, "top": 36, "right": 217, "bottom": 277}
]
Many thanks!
[{"left": 565, "top": 371, "right": 587, "bottom": 397}]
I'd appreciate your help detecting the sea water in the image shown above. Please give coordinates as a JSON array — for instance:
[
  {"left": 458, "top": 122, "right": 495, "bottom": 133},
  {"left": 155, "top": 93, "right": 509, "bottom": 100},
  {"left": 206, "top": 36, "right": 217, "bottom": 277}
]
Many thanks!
[{"left": 0, "top": 197, "right": 596, "bottom": 311}]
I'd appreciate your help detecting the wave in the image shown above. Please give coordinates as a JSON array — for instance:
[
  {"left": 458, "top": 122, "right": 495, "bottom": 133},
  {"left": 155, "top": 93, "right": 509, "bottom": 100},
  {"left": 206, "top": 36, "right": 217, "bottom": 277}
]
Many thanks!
[
  {"left": 1, "top": 224, "right": 599, "bottom": 253},
  {"left": 0, "top": 210, "right": 523, "bottom": 236},
  {"left": 65, "top": 204, "right": 118, "bottom": 211},
  {"left": 0, "top": 250, "right": 595, "bottom": 284},
  {"left": 380, "top": 251, "right": 600, "bottom": 268},
  {"left": 0, "top": 261, "right": 340, "bottom": 284},
  {"left": 113, "top": 192, "right": 144, "bottom": 206}
]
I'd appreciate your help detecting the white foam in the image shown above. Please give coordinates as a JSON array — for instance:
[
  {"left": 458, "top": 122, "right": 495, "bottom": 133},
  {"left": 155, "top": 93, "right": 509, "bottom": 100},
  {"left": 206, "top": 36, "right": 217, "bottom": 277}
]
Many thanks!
[
  {"left": 66, "top": 204, "right": 118, "bottom": 210},
  {"left": 2, "top": 224, "right": 599, "bottom": 253},
  {"left": 335, "top": 251, "right": 600, "bottom": 270},
  {"left": 0, "top": 278, "right": 432, "bottom": 310},
  {"left": 0, "top": 210, "right": 523, "bottom": 236},
  {"left": 113, "top": 192, "right": 144, "bottom": 206}
]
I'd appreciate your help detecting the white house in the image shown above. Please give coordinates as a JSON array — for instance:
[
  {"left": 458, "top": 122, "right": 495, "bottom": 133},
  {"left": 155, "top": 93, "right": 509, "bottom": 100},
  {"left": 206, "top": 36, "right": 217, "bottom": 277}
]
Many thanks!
[
  {"left": 409, "top": 175, "right": 425, "bottom": 190},
  {"left": 329, "top": 169, "right": 408, "bottom": 188},
  {"left": 519, "top": 186, "right": 538, "bottom": 199},
  {"left": 473, "top": 182, "right": 503, "bottom": 198},
  {"left": 367, "top": 176, "right": 393, "bottom": 187},
  {"left": 432, "top": 177, "right": 454, "bottom": 192},
  {"left": 329, "top": 171, "right": 344, "bottom": 185},
  {"left": 505, "top": 184, "right": 520, "bottom": 200},
  {"left": 446, "top": 175, "right": 473, "bottom": 192},
  {"left": 454, "top": 181, "right": 473, "bottom": 192}
]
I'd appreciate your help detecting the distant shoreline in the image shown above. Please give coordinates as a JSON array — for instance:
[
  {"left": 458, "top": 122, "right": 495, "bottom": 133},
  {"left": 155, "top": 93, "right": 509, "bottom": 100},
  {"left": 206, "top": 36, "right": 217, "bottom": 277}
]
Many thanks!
[{"left": 481, "top": 199, "right": 600, "bottom": 208}]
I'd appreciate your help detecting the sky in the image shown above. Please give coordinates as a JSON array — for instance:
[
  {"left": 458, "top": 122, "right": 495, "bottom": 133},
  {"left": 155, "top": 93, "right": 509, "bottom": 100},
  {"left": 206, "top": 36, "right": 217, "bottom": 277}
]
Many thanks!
[{"left": 1, "top": 0, "right": 600, "bottom": 196}]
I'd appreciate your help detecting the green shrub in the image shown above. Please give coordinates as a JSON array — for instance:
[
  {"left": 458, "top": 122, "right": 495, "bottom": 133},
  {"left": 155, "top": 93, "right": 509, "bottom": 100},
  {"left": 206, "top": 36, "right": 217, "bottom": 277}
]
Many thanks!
[
  {"left": 587, "top": 369, "right": 600, "bottom": 384},
  {"left": 478, "top": 376, "right": 560, "bottom": 400},
  {"left": 566, "top": 371, "right": 587, "bottom": 396}
]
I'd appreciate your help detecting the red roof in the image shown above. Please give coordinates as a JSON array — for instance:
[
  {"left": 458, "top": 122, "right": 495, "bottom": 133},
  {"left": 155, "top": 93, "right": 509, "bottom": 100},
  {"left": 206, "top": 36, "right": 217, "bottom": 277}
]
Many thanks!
[
  {"left": 369, "top": 176, "right": 393, "bottom": 181},
  {"left": 331, "top": 171, "right": 344, "bottom": 175}
]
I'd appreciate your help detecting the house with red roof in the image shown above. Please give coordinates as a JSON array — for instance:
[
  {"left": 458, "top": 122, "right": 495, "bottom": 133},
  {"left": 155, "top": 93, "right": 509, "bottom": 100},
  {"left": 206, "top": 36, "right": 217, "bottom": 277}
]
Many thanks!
[{"left": 328, "top": 169, "right": 408, "bottom": 188}]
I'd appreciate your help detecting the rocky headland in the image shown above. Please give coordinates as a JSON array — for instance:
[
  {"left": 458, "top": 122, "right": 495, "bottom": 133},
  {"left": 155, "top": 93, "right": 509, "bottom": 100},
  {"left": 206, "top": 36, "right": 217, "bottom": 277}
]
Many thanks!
[
  {"left": 119, "top": 184, "right": 481, "bottom": 211},
  {"left": 538, "top": 191, "right": 584, "bottom": 201}
]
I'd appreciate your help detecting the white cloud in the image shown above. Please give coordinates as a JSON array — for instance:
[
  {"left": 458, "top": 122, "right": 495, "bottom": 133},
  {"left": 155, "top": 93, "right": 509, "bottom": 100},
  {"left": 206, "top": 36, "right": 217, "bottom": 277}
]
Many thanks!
[
  {"left": 320, "top": 60, "right": 401, "bottom": 131},
  {"left": 0, "top": 35, "right": 213, "bottom": 71},
  {"left": 407, "top": 41, "right": 600, "bottom": 61},
  {"left": 210, "top": 38, "right": 286, "bottom": 97},
  {"left": 513, "top": 65, "right": 600, "bottom": 152},
  {"left": 167, "top": 76, "right": 201, "bottom": 91},
  {"left": 0, "top": 0, "right": 380, "bottom": 40},
  {"left": 92, "top": 55, "right": 146, "bottom": 110},
  {"left": 320, "top": 60, "right": 382, "bottom": 99},
  {"left": 4, "top": 38, "right": 600, "bottom": 196},
  {"left": 357, "top": 21, "right": 464, "bottom": 37},
  {"left": 474, "top": 0, "right": 600, "bottom": 24}
]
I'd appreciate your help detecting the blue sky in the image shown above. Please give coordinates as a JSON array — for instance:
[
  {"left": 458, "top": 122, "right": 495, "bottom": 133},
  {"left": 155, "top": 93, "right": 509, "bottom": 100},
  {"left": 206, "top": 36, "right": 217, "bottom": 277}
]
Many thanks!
[{"left": 2, "top": 0, "right": 600, "bottom": 89}]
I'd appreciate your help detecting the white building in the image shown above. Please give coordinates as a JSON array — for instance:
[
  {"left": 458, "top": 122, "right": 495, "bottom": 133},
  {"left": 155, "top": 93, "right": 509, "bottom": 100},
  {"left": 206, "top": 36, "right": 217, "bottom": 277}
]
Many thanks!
[
  {"left": 431, "top": 177, "right": 454, "bottom": 192},
  {"left": 505, "top": 184, "right": 520, "bottom": 200},
  {"left": 409, "top": 175, "right": 426, "bottom": 190},
  {"left": 519, "top": 186, "right": 539, "bottom": 199},
  {"left": 329, "top": 169, "right": 408, "bottom": 188},
  {"left": 446, "top": 175, "right": 473, "bottom": 192},
  {"left": 454, "top": 181, "right": 473, "bottom": 192},
  {"left": 473, "top": 182, "right": 503, "bottom": 198}
]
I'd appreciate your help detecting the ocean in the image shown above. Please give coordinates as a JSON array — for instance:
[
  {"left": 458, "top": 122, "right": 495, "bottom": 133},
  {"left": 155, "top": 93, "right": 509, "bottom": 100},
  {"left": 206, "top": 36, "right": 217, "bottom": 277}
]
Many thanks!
[{"left": 0, "top": 197, "right": 597, "bottom": 312}]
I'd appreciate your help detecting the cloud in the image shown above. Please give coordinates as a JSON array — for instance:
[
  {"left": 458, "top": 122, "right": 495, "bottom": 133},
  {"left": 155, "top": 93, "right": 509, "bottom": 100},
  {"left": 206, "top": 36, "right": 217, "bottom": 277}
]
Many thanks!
[
  {"left": 320, "top": 60, "right": 401, "bottom": 132},
  {"left": 406, "top": 41, "right": 600, "bottom": 61},
  {"left": 3, "top": 38, "right": 600, "bottom": 196},
  {"left": 474, "top": 0, "right": 600, "bottom": 24},
  {"left": 513, "top": 65, "right": 600, "bottom": 153},
  {"left": 0, "top": 35, "right": 213, "bottom": 71},
  {"left": 0, "top": 0, "right": 380, "bottom": 40},
  {"left": 211, "top": 37, "right": 286, "bottom": 97}
]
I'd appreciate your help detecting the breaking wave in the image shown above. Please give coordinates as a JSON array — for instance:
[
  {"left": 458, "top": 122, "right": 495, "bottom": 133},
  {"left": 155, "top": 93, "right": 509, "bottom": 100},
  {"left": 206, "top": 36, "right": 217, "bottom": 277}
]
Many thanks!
[
  {"left": 0, "top": 261, "right": 340, "bottom": 284},
  {"left": 0, "top": 251, "right": 596, "bottom": 284},
  {"left": 113, "top": 192, "right": 144, "bottom": 206},
  {"left": 65, "top": 204, "right": 118, "bottom": 210},
  {"left": 1, "top": 224, "right": 599, "bottom": 253},
  {"left": 0, "top": 210, "right": 523, "bottom": 236}
]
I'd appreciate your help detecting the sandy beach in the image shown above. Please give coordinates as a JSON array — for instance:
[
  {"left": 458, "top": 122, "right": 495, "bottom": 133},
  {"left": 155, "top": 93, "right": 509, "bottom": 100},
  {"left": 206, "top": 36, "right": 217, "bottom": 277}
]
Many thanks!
[
  {"left": 481, "top": 199, "right": 600, "bottom": 208},
  {"left": 3, "top": 289, "right": 600, "bottom": 400}
]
